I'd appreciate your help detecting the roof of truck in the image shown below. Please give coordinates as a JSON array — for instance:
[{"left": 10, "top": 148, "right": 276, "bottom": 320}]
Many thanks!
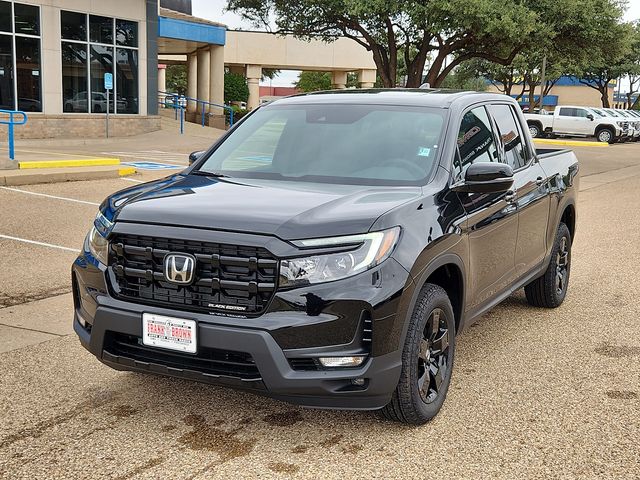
[{"left": 269, "top": 89, "right": 512, "bottom": 108}]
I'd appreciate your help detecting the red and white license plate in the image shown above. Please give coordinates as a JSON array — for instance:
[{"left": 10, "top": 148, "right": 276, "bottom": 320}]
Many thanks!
[{"left": 142, "top": 313, "right": 197, "bottom": 354}]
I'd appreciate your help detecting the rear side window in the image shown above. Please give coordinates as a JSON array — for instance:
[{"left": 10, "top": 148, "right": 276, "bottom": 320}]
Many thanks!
[
  {"left": 487, "top": 104, "right": 528, "bottom": 170},
  {"left": 454, "top": 106, "right": 500, "bottom": 180},
  {"left": 558, "top": 107, "right": 576, "bottom": 117}
]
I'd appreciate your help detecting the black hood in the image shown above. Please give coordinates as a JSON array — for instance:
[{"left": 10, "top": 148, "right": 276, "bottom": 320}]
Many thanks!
[{"left": 102, "top": 174, "right": 421, "bottom": 240}]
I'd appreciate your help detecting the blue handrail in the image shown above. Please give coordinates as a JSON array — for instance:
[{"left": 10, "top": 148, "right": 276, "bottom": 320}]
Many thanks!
[
  {"left": 158, "top": 91, "right": 234, "bottom": 132},
  {"left": 0, "top": 109, "right": 28, "bottom": 161}
]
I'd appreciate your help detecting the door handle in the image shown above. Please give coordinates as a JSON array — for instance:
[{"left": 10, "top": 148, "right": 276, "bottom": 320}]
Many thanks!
[
  {"left": 504, "top": 190, "right": 517, "bottom": 203},
  {"left": 536, "top": 176, "right": 544, "bottom": 186}
]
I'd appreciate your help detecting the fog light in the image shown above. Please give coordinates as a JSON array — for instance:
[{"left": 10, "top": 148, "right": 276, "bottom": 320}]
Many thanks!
[
  {"left": 318, "top": 356, "right": 366, "bottom": 368},
  {"left": 351, "top": 378, "right": 366, "bottom": 386}
]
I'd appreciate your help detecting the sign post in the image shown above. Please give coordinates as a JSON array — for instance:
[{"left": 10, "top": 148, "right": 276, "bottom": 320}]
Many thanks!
[{"left": 104, "top": 72, "right": 113, "bottom": 138}]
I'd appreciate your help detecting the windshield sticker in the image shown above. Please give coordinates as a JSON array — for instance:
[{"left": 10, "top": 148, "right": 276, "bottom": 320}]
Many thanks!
[{"left": 417, "top": 147, "right": 431, "bottom": 157}]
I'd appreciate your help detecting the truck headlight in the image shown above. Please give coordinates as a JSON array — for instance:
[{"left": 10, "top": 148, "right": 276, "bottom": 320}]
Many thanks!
[
  {"left": 279, "top": 227, "right": 400, "bottom": 288},
  {"left": 87, "top": 211, "right": 112, "bottom": 265},
  {"left": 87, "top": 226, "right": 109, "bottom": 265}
]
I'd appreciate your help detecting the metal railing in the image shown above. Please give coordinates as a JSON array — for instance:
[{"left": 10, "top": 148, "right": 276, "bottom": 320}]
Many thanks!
[
  {"left": 158, "top": 91, "right": 234, "bottom": 134},
  {"left": 0, "top": 109, "right": 28, "bottom": 161}
]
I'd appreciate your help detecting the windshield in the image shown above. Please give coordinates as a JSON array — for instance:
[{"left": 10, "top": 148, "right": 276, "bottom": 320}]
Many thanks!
[
  {"left": 604, "top": 109, "right": 620, "bottom": 117},
  {"left": 197, "top": 104, "right": 446, "bottom": 185},
  {"left": 590, "top": 108, "right": 605, "bottom": 117}
]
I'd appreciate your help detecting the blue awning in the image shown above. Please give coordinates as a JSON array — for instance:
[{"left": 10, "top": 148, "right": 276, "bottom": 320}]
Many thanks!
[
  {"left": 158, "top": 16, "right": 226, "bottom": 46},
  {"left": 513, "top": 94, "right": 558, "bottom": 107}
]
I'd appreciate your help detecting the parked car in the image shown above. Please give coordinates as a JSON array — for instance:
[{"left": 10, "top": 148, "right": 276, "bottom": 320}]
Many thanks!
[
  {"left": 525, "top": 105, "right": 627, "bottom": 142},
  {"left": 609, "top": 109, "right": 640, "bottom": 141},
  {"left": 588, "top": 107, "right": 632, "bottom": 142},
  {"left": 72, "top": 90, "right": 579, "bottom": 424},
  {"left": 64, "top": 91, "right": 127, "bottom": 113}
]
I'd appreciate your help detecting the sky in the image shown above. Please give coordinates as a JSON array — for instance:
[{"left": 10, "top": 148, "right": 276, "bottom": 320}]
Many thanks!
[{"left": 192, "top": 0, "right": 640, "bottom": 89}]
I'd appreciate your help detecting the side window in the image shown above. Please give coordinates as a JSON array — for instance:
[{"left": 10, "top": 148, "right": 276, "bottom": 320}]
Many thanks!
[
  {"left": 454, "top": 106, "right": 500, "bottom": 180},
  {"left": 487, "top": 104, "right": 528, "bottom": 170},
  {"left": 558, "top": 107, "right": 576, "bottom": 117},
  {"left": 575, "top": 108, "right": 589, "bottom": 118}
]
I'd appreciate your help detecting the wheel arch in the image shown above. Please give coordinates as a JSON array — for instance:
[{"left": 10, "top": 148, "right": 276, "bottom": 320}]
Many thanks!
[
  {"left": 560, "top": 203, "right": 576, "bottom": 244},
  {"left": 404, "top": 254, "right": 466, "bottom": 342}
]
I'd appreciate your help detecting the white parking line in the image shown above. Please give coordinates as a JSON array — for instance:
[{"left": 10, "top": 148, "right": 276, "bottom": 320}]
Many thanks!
[
  {"left": 120, "top": 177, "right": 145, "bottom": 183},
  {"left": 0, "top": 186, "right": 100, "bottom": 206},
  {"left": 0, "top": 234, "right": 78, "bottom": 252}
]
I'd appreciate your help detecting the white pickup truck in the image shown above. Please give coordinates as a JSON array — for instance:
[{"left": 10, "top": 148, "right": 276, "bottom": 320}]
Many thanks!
[{"left": 525, "top": 105, "right": 628, "bottom": 143}]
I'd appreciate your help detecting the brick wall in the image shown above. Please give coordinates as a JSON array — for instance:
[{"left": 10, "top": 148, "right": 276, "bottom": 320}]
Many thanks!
[{"left": 0, "top": 115, "right": 161, "bottom": 140}]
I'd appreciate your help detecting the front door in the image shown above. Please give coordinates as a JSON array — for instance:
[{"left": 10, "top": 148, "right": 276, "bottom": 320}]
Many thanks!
[
  {"left": 487, "top": 103, "right": 551, "bottom": 277},
  {"left": 454, "top": 105, "right": 518, "bottom": 309}
]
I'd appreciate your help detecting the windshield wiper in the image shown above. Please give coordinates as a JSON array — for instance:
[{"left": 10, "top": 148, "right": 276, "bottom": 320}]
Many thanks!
[{"left": 191, "top": 170, "right": 229, "bottom": 178}]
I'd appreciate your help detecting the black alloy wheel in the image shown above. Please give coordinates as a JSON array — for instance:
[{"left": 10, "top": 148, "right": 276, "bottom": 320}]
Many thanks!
[{"left": 417, "top": 308, "right": 451, "bottom": 404}]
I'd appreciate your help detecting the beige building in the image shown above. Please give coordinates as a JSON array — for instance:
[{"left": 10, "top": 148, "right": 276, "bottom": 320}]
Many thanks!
[
  {"left": 0, "top": 0, "right": 376, "bottom": 139},
  {"left": 486, "top": 76, "right": 615, "bottom": 110},
  {"left": 1, "top": 0, "right": 154, "bottom": 139}
]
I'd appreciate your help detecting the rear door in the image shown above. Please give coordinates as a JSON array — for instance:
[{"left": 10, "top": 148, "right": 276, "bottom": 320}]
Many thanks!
[
  {"left": 487, "top": 103, "right": 551, "bottom": 276},
  {"left": 553, "top": 107, "right": 577, "bottom": 133},
  {"left": 454, "top": 105, "right": 518, "bottom": 309}
]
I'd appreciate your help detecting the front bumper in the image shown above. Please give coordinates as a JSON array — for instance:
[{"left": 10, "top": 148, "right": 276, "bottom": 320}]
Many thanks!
[{"left": 72, "top": 241, "right": 411, "bottom": 410}]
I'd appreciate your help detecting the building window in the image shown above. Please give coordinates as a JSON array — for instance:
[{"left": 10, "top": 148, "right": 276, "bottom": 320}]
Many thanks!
[
  {"left": 0, "top": 1, "right": 42, "bottom": 112},
  {"left": 61, "top": 11, "right": 139, "bottom": 114}
]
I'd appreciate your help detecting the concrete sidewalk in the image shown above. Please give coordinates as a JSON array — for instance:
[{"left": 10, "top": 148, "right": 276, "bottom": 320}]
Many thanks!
[{"left": 0, "top": 116, "right": 225, "bottom": 165}]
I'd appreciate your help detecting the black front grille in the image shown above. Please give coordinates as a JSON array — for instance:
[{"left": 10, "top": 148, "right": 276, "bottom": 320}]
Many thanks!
[
  {"left": 104, "top": 332, "right": 261, "bottom": 380},
  {"left": 288, "top": 358, "right": 320, "bottom": 371},
  {"left": 108, "top": 234, "right": 278, "bottom": 315}
]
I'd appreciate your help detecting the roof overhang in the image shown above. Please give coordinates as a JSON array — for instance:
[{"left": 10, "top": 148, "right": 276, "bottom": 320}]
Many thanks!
[{"left": 158, "top": 16, "right": 225, "bottom": 54}]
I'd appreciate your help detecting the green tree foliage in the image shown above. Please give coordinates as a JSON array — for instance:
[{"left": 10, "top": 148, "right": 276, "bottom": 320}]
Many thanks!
[
  {"left": 224, "top": 72, "right": 250, "bottom": 103},
  {"left": 261, "top": 68, "right": 281, "bottom": 81},
  {"left": 439, "top": 60, "right": 487, "bottom": 91},
  {"left": 295, "top": 71, "right": 360, "bottom": 91},
  {"left": 227, "top": 0, "right": 626, "bottom": 90},
  {"left": 295, "top": 71, "right": 331, "bottom": 92},
  {"left": 569, "top": 5, "right": 635, "bottom": 107},
  {"left": 467, "top": 0, "right": 628, "bottom": 109},
  {"left": 165, "top": 64, "right": 187, "bottom": 95},
  {"left": 226, "top": 0, "right": 545, "bottom": 88}
]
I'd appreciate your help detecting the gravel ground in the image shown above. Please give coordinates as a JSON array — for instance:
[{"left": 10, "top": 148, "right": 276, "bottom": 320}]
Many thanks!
[{"left": 0, "top": 147, "right": 639, "bottom": 479}]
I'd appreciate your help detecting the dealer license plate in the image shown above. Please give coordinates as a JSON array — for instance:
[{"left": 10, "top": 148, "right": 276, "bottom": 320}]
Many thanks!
[{"left": 142, "top": 313, "right": 197, "bottom": 354}]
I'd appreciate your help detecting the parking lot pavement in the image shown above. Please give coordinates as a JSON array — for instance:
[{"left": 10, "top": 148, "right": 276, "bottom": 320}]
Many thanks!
[{"left": 1, "top": 150, "right": 639, "bottom": 479}]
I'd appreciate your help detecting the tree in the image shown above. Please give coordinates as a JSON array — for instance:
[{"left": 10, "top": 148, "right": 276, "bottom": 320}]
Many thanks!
[
  {"left": 227, "top": 0, "right": 541, "bottom": 88},
  {"left": 623, "top": 23, "right": 640, "bottom": 108},
  {"left": 261, "top": 68, "right": 280, "bottom": 81},
  {"left": 576, "top": 21, "right": 634, "bottom": 107},
  {"left": 295, "top": 71, "right": 332, "bottom": 91},
  {"left": 224, "top": 72, "right": 250, "bottom": 103},
  {"left": 165, "top": 65, "right": 187, "bottom": 95},
  {"left": 439, "top": 60, "right": 487, "bottom": 91}
]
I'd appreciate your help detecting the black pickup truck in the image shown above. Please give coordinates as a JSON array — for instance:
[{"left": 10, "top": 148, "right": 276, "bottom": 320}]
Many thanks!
[{"left": 73, "top": 90, "right": 579, "bottom": 424}]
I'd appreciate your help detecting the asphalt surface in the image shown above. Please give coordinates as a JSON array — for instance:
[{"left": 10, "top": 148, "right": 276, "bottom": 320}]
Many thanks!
[{"left": 1, "top": 143, "right": 639, "bottom": 479}]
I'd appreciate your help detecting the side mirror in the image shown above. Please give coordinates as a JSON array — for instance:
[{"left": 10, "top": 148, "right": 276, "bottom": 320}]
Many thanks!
[
  {"left": 189, "top": 150, "right": 204, "bottom": 165},
  {"left": 452, "top": 162, "right": 514, "bottom": 194},
  {"left": 586, "top": 114, "right": 594, "bottom": 121}
]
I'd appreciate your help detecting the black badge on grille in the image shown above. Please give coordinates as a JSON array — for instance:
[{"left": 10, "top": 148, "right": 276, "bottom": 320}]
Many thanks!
[{"left": 164, "top": 253, "right": 196, "bottom": 285}]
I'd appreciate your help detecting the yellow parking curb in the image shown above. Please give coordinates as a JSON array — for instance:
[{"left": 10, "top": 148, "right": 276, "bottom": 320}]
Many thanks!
[
  {"left": 533, "top": 138, "right": 608, "bottom": 148},
  {"left": 18, "top": 158, "right": 121, "bottom": 169},
  {"left": 118, "top": 166, "right": 137, "bottom": 176}
]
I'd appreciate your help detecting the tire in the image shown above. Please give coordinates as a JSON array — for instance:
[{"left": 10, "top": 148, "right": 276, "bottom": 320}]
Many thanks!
[
  {"left": 528, "top": 123, "right": 542, "bottom": 138},
  {"left": 596, "top": 127, "right": 614, "bottom": 143},
  {"left": 380, "top": 284, "right": 455, "bottom": 424},
  {"left": 525, "top": 223, "right": 571, "bottom": 308}
]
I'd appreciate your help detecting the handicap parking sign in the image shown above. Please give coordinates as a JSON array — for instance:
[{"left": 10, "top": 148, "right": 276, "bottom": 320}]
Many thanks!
[{"left": 104, "top": 73, "right": 113, "bottom": 90}]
